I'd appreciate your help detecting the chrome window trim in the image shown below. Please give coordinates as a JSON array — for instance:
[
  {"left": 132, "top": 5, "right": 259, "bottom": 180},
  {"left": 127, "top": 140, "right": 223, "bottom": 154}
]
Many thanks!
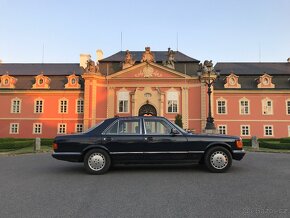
[
  {"left": 53, "top": 152, "right": 81, "bottom": 155},
  {"left": 110, "top": 151, "right": 204, "bottom": 154}
]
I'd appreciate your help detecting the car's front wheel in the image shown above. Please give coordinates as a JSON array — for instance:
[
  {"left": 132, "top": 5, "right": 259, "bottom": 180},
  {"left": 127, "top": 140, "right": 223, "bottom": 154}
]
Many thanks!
[
  {"left": 204, "top": 146, "right": 232, "bottom": 173},
  {"left": 84, "top": 149, "right": 111, "bottom": 174}
]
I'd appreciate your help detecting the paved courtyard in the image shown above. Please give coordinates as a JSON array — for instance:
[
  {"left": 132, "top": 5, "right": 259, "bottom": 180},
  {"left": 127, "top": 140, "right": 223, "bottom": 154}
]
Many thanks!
[{"left": 0, "top": 152, "right": 289, "bottom": 218}]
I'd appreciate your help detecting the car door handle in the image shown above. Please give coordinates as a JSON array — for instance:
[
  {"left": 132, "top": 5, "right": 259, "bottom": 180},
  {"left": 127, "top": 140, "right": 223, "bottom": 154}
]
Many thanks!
[
  {"left": 144, "top": 137, "right": 153, "bottom": 142},
  {"left": 103, "top": 137, "right": 112, "bottom": 142}
]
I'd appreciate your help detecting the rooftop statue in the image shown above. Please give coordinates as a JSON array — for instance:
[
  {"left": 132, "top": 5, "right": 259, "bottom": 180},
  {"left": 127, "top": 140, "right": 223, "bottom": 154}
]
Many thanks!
[
  {"left": 141, "top": 47, "right": 155, "bottom": 63},
  {"left": 122, "top": 50, "right": 135, "bottom": 69},
  {"left": 163, "top": 48, "right": 175, "bottom": 69},
  {"left": 85, "top": 59, "right": 100, "bottom": 74},
  {"left": 200, "top": 60, "right": 214, "bottom": 73}
]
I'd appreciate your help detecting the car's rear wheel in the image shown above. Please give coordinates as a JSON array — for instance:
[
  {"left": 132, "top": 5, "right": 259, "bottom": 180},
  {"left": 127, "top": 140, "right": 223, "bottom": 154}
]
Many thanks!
[
  {"left": 204, "top": 146, "right": 232, "bottom": 173},
  {"left": 84, "top": 149, "right": 111, "bottom": 174}
]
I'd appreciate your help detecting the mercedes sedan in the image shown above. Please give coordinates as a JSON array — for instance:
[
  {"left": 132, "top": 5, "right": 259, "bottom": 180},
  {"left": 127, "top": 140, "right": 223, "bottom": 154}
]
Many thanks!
[{"left": 52, "top": 116, "right": 245, "bottom": 174}]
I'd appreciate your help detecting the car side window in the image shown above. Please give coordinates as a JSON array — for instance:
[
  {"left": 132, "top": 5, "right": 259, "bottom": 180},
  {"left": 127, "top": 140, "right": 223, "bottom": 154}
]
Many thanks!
[
  {"left": 119, "top": 120, "right": 140, "bottom": 134},
  {"left": 144, "top": 119, "right": 171, "bottom": 135},
  {"left": 106, "top": 121, "right": 118, "bottom": 134},
  {"left": 106, "top": 120, "right": 140, "bottom": 135}
]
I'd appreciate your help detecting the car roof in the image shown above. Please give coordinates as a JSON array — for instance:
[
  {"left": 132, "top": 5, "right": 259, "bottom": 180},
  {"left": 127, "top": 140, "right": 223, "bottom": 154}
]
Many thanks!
[{"left": 115, "top": 116, "right": 165, "bottom": 119}]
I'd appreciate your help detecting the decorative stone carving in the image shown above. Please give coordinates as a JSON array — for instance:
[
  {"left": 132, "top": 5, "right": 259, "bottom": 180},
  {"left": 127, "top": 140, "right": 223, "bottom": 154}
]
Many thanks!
[
  {"left": 134, "top": 65, "right": 162, "bottom": 78},
  {"left": 224, "top": 72, "right": 241, "bottom": 88},
  {"left": 141, "top": 47, "right": 155, "bottom": 63},
  {"left": 122, "top": 50, "right": 135, "bottom": 69},
  {"left": 257, "top": 73, "right": 275, "bottom": 88},
  {"left": 85, "top": 59, "right": 100, "bottom": 75},
  {"left": 163, "top": 48, "right": 175, "bottom": 69},
  {"left": 0, "top": 73, "right": 17, "bottom": 89}
]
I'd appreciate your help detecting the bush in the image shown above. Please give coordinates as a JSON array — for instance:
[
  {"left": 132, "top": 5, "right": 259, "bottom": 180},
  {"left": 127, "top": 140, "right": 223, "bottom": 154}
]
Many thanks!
[
  {"left": 0, "top": 140, "right": 34, "bottom": 150},
  {"left": 174, "top": 114, "right": 183, "bottom": 129},
  {"left": 259, "top": 141, "right": 290, "bottom": 150},
  {"left": 280, "top": 137, "right": 290, "bottom": 143},
  {"left": 0, "top": 138, "right": 53, "bottom": 150},
  {"left": 242, "top": 139, "right": 251, "bottom": 147}
]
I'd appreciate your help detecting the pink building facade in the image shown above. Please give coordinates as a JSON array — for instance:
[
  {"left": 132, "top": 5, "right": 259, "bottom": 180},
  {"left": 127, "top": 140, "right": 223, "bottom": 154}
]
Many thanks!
[{"left": 0, "top": 48, "right": 289, "bottom": 138}]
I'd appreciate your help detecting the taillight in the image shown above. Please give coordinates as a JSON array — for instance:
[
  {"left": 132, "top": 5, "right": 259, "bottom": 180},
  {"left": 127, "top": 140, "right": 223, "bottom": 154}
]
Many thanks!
[
  {"left": 53, "top": 143, "right": 58, "bottom": 150},
  {"left": 235, "top": 139, "right": 243, "bottom": 149}
]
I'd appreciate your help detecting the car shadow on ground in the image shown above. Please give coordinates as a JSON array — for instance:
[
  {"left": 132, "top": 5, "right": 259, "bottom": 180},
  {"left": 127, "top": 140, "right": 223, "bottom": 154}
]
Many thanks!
[{"left": 46, "top": 163, "right": 245, "bottom": 175}]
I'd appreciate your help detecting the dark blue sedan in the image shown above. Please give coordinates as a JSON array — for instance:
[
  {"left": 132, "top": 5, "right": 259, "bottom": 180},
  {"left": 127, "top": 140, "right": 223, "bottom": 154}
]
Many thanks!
[{"left": 52, "top": 116, "right": 245, "bottom": 174}]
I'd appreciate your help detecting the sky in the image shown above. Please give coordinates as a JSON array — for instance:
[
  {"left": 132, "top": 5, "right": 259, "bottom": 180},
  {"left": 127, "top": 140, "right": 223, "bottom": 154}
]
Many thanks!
[{"left": 0, "top": 0, "right": 290, "bottom": 63}]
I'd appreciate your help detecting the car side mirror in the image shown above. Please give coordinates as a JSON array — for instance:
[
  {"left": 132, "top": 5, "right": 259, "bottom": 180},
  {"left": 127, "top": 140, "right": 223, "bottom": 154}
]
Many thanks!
[{"left": 170, "top": 128, "right": 179, "bottom": 135}]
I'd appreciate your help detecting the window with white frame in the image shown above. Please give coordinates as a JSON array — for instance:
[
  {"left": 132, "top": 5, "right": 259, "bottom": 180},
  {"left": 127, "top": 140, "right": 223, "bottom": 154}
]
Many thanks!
[
  {"left": 75, "top": 123, "right": 83, "bottom": 133},
  {"left": 240, "top": 99, "right": 249, "bottom": 115},
  {"left": 59, "top": 99, "right": 68, "bottom": 113},
  {"left": 241, "top": 125, "right": 250, "bottom": 136},
  {"left": 33, "top": 123, "right": 42, "bottom": 134},
  {"left": 11, "top": 98, "right": 21, "bottom": 113},
  {"left": 288, "top": 126, "right": 290, "bottom": 137},
  {"left": 287, "top": 101, "right": 290, "bottom": 115},
  {"left": 76, "top": 99, "right": 84, "bottom": 114},
  {"left": 218, "top": 125, "right": 227, "bottom": 135},
  {"left": 262, "top": 98, "right": 273, "bottom": 115},
  {"left": 10, "top": 123, "right": 19, "bottom": 134},
  {"left": 34, "top": 99, "right": 43, "bottom": 113},
  {"left": 167, "top": 91, "right": 178, "bottom": 113},
  {"left": 58, "top": 123, "right": 67, "bottom": 134},
  {"left": 217, "top": 99, "right": 227, "bottom": 114},
  {"left": 264, "top": 125, "right": 273, "bottom": 136},
  {"left": 118, "top": 91, "right": 129, "bottom": 113}
]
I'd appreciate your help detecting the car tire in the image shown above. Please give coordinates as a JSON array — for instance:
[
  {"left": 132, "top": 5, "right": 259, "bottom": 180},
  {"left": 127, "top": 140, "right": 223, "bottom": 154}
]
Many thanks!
[
  {"left": 204, "top": 146, "right": 232, "bottom": 173},
  {"left": 84, "top": 149, "right": 111, "bottom": 175}
]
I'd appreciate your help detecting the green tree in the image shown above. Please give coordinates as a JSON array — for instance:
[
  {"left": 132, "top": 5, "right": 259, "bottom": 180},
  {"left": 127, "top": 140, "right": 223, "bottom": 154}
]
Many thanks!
[{"left": 174, "top": 114, "right": 183, "bottom": 128}]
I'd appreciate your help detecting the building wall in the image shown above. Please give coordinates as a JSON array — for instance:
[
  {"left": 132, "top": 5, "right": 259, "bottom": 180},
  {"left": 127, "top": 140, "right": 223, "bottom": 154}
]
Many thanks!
[
  {"left": 0, "top": 91, "right": 84, "bottom": 138},
  {"left": 214, "top": 91, "right": 290, "bottom": 138}
]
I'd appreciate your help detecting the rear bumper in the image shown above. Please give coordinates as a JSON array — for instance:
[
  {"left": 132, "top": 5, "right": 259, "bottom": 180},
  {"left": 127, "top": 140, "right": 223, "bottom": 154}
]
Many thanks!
[
  {"left": 232, "top": 150, "right": 246, "bottom": 160},
  {"left": 52, "top": 152, "right": 82, "bottom": 162}
]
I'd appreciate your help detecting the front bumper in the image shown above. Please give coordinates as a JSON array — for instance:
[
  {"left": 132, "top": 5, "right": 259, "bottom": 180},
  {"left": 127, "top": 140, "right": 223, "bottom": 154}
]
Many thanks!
[
  {"left": 52, "top": 152, "right": 82, "bottom": 162},
  {"left": 232, "top": 150, "right": 246, "bottom": 160}
]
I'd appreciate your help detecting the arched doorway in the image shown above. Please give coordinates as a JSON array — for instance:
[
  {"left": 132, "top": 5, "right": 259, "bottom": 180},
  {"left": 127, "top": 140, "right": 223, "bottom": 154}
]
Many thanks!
[{"left": 138, "top": 104, "right": 157, "bottom": 116}]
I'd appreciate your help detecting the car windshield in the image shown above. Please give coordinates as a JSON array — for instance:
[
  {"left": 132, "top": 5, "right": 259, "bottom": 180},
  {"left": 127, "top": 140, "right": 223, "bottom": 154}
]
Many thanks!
[{"left": 82, "top": 121, "right": 104, "bottom": 133}]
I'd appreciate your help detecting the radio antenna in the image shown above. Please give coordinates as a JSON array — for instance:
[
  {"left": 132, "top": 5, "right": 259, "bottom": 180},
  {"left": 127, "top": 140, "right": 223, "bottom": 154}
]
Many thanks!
[
  {"left": 176, "top": 32, "right": 179, "bottom": 51},
  {"left": 121, "top": 32, "right": 123, "bottom": 51},
  {"left": 42, "top": 43, "right": 45, "bottom": 63}
]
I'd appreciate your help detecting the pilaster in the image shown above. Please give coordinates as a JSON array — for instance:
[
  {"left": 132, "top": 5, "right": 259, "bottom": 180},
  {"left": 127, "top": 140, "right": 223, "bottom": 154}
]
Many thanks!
[
  {"left": 107, "top": 87, "right": 115, "bottom": 118},
  {"left": 182, "top": 87, "right": 189, "bottom": 129}
]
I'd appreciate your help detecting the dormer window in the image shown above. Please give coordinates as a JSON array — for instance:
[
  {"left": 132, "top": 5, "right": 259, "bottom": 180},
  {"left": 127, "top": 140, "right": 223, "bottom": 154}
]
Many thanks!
[
  {"left": 65, "top": 74, "right": 81, "bottom": 89},
  {"left": 32, "top": 73, "right": 51, "bottom": 89},
  {"left": 0, "top": 74, "right": 17, "bottom": 89},
  {"left": 257, "top": 73, "right": 275, "bottom": 88},
  {"left": 224, "top": 73, "right": 241, "bottom": 88}
]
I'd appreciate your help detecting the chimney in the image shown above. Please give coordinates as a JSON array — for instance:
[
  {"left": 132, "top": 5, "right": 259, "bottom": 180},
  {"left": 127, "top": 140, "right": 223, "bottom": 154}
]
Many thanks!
[
  {"left": 80, "top": 54, "right": 91, "bottom": 68},
  {"left": 96, "top": 50, "right": 103, "bottom": 62}
]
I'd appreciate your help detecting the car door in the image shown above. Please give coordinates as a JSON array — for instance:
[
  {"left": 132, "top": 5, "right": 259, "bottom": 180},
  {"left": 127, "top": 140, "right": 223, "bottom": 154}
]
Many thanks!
[
  {"left": 102, "top": 118, "right": 144, "bottom": 162},
  {"left": 142, "top": 118, "right": 191, "bottom": 162}
]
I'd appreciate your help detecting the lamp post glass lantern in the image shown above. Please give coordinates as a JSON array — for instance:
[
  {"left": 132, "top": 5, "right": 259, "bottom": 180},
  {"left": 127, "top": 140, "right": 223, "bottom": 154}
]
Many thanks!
[{"left": 198, "top": 60, "right": 219, "bottom": 131}]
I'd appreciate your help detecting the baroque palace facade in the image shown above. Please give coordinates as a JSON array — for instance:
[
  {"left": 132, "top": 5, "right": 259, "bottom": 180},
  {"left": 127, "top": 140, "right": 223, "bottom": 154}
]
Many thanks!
[{"left": 0, "top": 47, "right": 290, "bottom": 138}]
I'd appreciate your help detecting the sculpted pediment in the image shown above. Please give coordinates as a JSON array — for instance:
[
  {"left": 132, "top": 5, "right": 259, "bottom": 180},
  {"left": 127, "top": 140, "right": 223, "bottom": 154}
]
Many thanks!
[{"left": 107, "top": 62, "right": 191, "bottom": 79}]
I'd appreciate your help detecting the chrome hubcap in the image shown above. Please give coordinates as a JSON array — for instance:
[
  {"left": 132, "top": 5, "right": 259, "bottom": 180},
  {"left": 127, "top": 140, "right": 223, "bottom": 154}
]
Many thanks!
[
  {"left": 88, "top": 153, "right": 106, "bottom": 171},
  {"left": 210, "top": 151, "right": 228, "bottom": 169}
]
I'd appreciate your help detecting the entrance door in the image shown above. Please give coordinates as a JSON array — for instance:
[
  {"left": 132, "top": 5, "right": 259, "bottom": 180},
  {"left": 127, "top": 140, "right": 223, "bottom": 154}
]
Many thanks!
[{"left": 138, "top": 104, "right": 157, "bottom": 116}]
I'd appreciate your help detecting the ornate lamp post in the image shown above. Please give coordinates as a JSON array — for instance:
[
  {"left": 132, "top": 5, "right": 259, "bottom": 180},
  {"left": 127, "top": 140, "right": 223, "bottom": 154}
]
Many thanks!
[{"left": 198, "top": 60, "right": 219, "bottom": 131}]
